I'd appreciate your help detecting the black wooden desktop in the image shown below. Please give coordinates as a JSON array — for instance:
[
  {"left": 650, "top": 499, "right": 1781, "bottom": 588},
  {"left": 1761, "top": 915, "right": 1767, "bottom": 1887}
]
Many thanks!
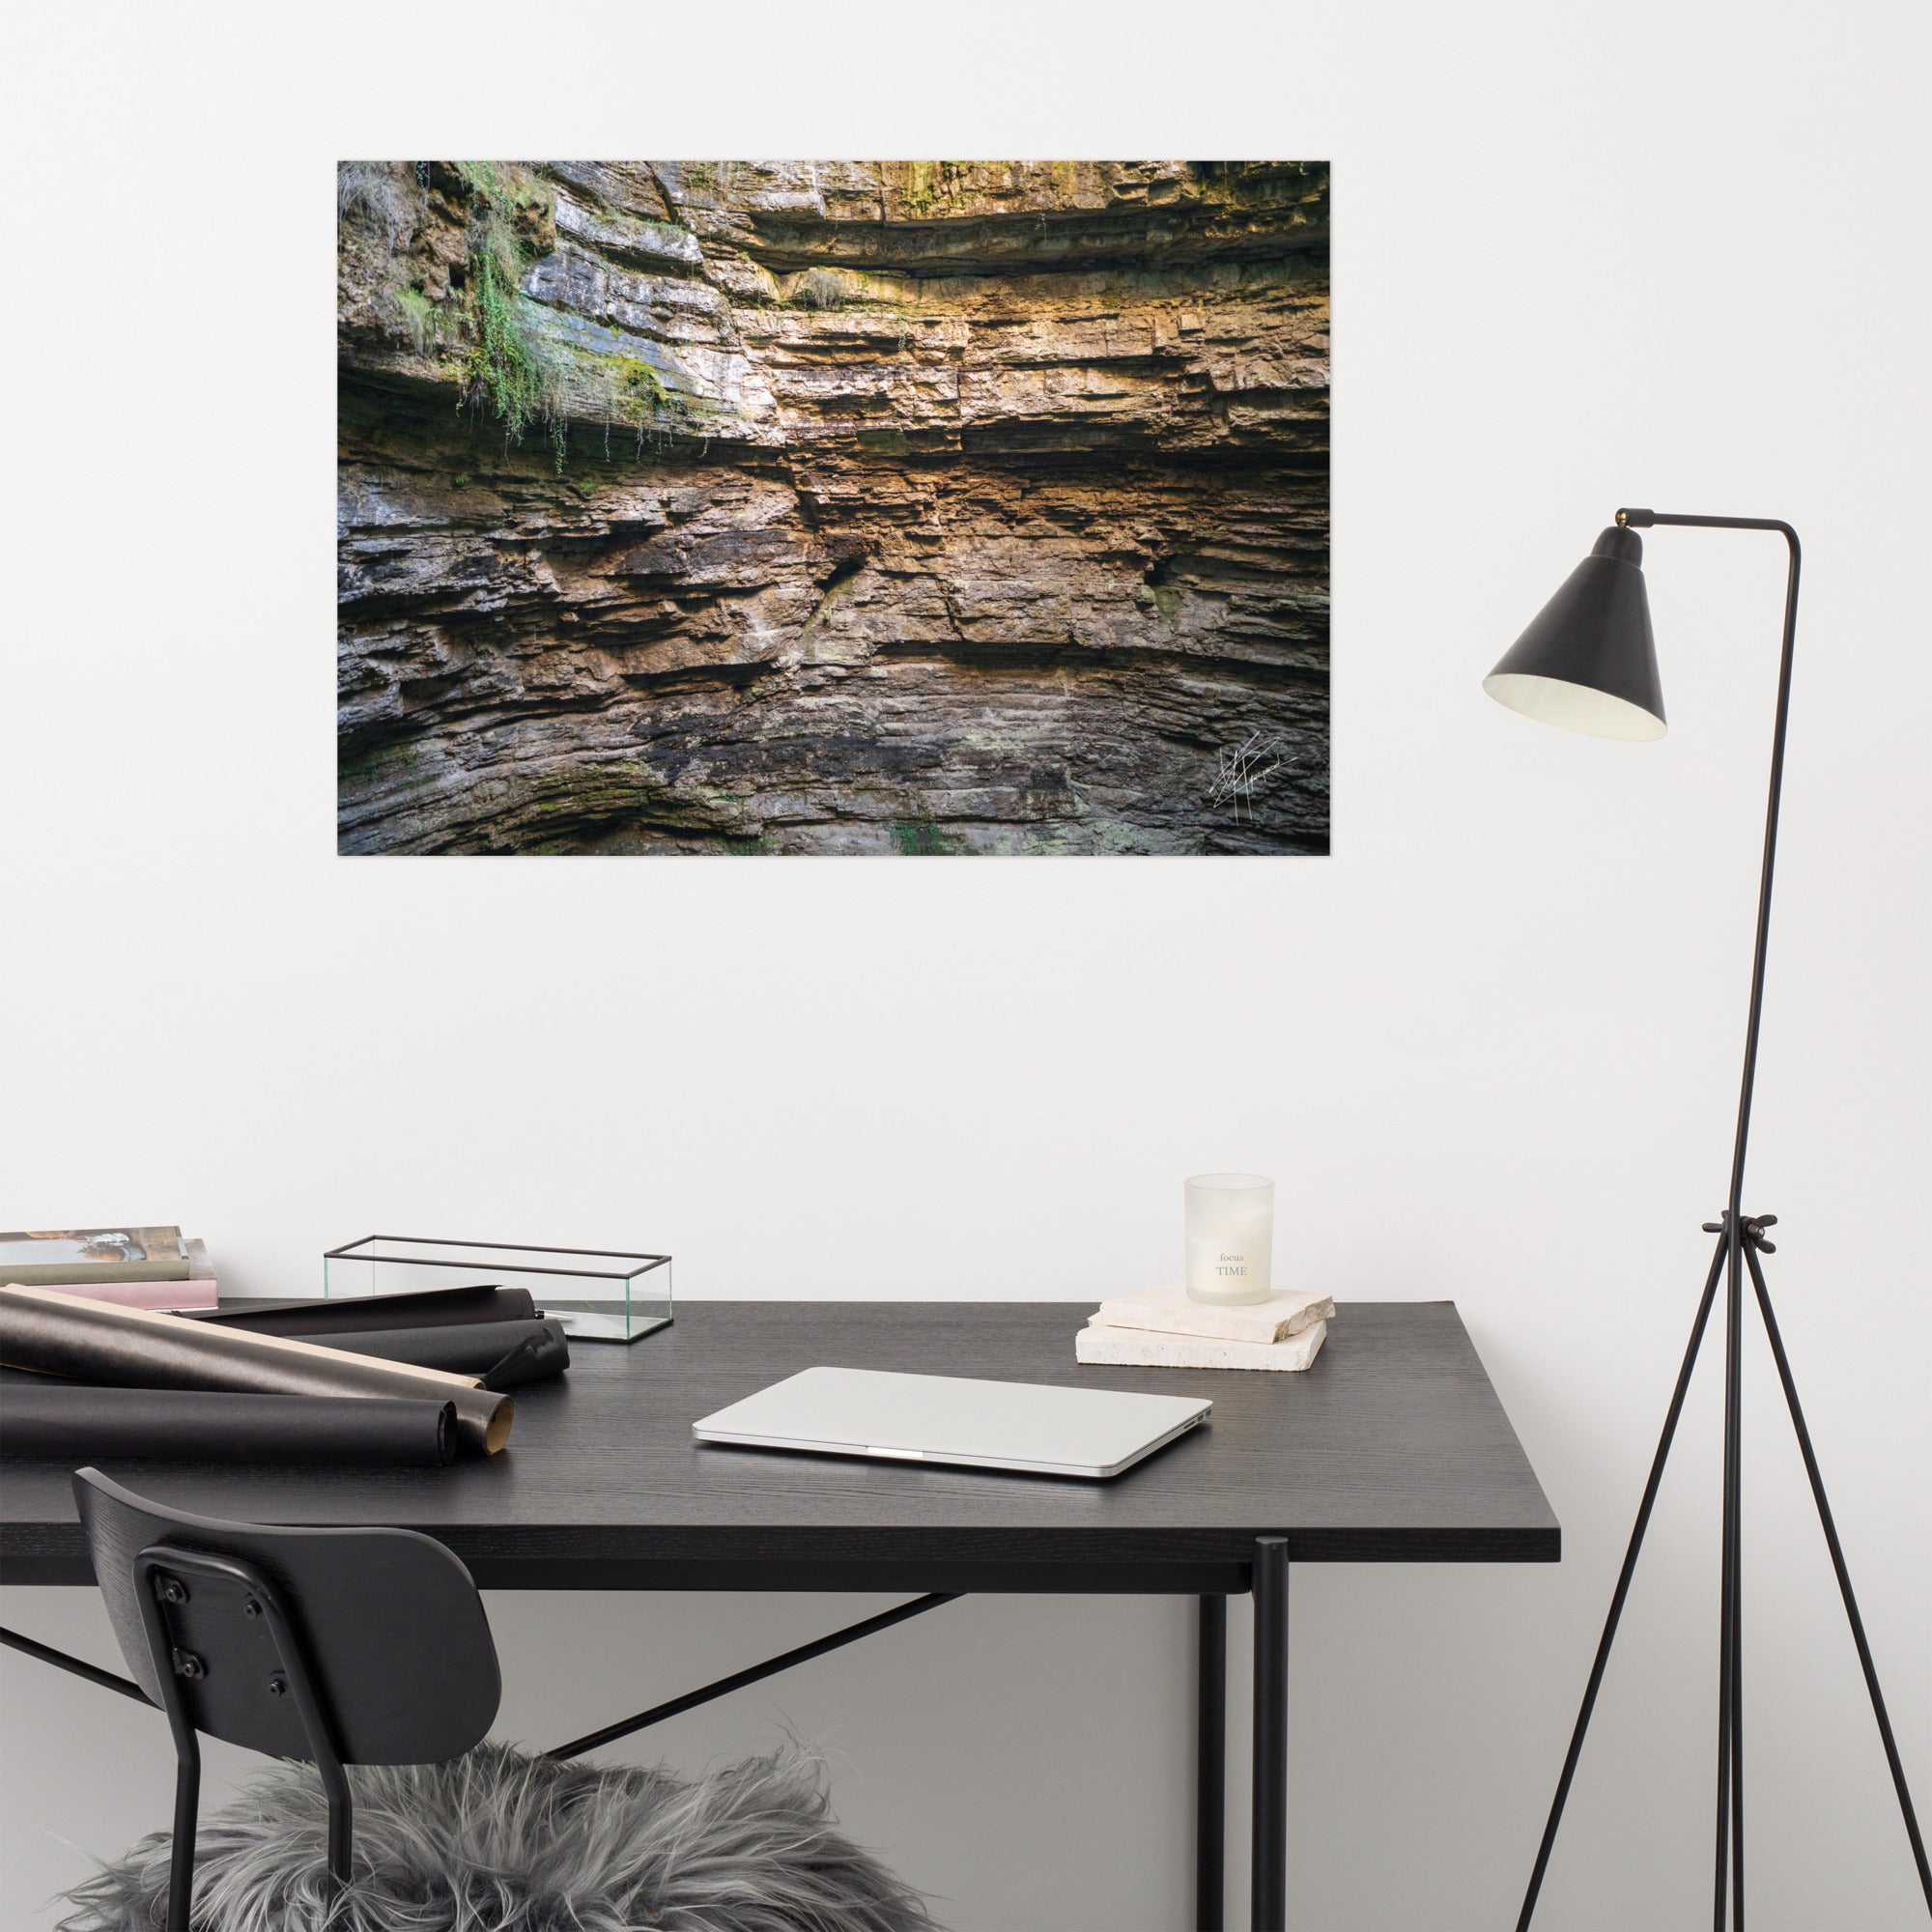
[{"left": 0, "top": 1300, "right": 1558, "bottom": 1931}]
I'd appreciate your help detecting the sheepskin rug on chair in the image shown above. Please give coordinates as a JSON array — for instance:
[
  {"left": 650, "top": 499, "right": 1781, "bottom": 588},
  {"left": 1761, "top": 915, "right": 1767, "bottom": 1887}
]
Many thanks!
[{"left": 59, "top": 1742, "right": 938, "bottom": 1932}]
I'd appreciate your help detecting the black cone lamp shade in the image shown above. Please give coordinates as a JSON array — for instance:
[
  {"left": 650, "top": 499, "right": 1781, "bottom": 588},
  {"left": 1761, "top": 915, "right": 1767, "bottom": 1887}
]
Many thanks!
[{"left": 1485, "top": 525, "right": 1667, "bottom": 741}]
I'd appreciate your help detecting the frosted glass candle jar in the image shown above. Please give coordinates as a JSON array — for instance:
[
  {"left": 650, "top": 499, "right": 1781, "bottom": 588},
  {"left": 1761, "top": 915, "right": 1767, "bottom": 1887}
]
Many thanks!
[{"left": 1184, "top": 1173, "right": 1275, "bottom": 1305}]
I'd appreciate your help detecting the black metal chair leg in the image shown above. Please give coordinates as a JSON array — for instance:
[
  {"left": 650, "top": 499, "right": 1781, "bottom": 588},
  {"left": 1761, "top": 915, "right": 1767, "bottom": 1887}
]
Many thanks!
[
  {"left": 131, "top": 1553, "right": 205, "bottom": 1932},
  {"left": 325, "top": 1779, "right": 354, "bottom": 1890},
  {"left": 166, "top": 1744, "right": 199, "bottom": 1932},
  {"left": 1746, "top": 1243, "right": 1932, "bottom": 1913},
  {"left": 1196, "top": 1594, "right": 1226, "bottom": 1932},
  {"left": 1251, "top": 1538, "right": 1289, "bottom": 1932},
  {"left": 1520, "top": 1229, "right": 1729, "bottom": 1930}
]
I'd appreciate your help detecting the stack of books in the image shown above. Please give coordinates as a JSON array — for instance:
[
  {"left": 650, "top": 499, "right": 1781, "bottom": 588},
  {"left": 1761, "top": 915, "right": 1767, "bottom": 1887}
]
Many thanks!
[
  {"left": 1075, "top": 1279, "right": 1332, "bottom": 1371},
  {"left": 0, "top": 1227, "right": 216, "bottom": 1311}
]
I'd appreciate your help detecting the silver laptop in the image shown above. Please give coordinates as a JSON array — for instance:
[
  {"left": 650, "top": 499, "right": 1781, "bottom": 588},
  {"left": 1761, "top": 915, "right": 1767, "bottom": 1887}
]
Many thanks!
[{"left": 692, "top": 1366, "right": 1210, "bottom": 1480}]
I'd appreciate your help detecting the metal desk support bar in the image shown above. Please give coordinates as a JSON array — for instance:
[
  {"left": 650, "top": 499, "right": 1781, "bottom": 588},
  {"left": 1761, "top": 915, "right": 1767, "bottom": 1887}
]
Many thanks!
[
  {"left": 546, "top": 1590, "right": 961, "bottom": 1761},
  {"left": 13, "top": 1569, "right": 1296, "bottom": 1918},
  {"left": 1, "top": 1624, "right": 153, "bottom": 1703},
  {"left": 4, "top": 1598, "right": 967, "bottom": 1766}
]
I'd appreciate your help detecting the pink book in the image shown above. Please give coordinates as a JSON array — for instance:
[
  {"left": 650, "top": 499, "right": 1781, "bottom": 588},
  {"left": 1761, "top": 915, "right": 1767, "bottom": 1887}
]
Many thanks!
[{"left": 37, "top": 1278, "right": 219, "bottom": 1312}]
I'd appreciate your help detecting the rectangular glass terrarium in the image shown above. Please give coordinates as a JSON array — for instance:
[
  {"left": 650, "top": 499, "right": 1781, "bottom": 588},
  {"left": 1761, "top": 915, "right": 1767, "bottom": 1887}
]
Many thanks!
[{"left": 323, "top": 1237, "right": 671, "bottom": 1343}]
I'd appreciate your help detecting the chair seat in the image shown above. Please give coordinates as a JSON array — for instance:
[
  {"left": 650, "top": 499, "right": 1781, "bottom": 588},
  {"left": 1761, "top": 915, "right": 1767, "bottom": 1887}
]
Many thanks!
[{"left": 60, "top": 1741, "right": 935, "bottom": 1932}]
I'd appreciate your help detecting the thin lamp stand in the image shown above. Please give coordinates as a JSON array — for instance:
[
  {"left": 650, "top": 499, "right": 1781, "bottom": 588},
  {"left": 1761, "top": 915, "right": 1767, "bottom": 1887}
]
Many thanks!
[{"left": 1507, "top": 512, "right": 1930, "bottom": 1930}]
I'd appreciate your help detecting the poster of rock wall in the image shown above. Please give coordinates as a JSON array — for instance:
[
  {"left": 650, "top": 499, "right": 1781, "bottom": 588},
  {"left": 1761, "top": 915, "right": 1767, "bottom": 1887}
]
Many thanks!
[{"left": 337, "top": 161, "right": 1329, "bottom": 855}]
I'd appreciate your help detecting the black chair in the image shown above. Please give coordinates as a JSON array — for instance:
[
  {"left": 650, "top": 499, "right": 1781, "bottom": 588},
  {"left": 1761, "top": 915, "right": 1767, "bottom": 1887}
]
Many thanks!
[{"left": 73, "top": 1466, "right": 501, "bottom": 1932}]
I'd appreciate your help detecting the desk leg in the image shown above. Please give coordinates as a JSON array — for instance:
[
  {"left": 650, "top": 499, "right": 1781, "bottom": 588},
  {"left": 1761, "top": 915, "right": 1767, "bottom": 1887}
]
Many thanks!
[
  {"left": 1197, "top": 1594, "right": 1227, "bottom": 1931},
  {"left": 1252, "top": 1538, "right": 1290, "bottom": 1932}
]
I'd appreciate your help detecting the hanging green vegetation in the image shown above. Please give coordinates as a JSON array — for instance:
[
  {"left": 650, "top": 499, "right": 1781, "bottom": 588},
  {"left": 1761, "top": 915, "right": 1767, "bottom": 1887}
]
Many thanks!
[
  {"left": 365, "top": 161, "right": 709, "bottom": 472},
  {"left": 456, "top": 166, "right": 569, "bottom": 469}
]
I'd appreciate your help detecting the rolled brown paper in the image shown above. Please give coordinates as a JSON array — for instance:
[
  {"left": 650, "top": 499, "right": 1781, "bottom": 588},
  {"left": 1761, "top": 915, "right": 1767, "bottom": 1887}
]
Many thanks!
[
  {"left": 187, "top": 1283, "right": 539, "bottom": 1336},
  {"left": 0, "top": 1384, "right": 457, "bottom": 1467},
  {"left": 0, "top": 1285, "right": 513, "bottom": 1456}
]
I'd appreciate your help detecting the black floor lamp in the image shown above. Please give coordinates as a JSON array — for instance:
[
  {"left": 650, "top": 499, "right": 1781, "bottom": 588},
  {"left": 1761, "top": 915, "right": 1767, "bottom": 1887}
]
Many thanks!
[{"left": 1484, "top": 510, "right": 1931, "bottom": 1930}]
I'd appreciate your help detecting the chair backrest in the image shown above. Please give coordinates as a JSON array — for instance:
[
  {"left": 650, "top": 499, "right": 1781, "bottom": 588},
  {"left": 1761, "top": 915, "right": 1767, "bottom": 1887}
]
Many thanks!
[{"left": 74, "top": 1468, "right": 500, "bottom": 1766}]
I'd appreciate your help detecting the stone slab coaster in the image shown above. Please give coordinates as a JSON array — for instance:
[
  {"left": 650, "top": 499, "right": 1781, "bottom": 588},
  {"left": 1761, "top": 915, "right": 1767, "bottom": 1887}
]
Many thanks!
[
  {"left": 1090, "top": 1280, "right": 1334, "bottom": 1346},
  {"left": 1075, "top": 1317, "right": 1327, "bottom": 1373}
]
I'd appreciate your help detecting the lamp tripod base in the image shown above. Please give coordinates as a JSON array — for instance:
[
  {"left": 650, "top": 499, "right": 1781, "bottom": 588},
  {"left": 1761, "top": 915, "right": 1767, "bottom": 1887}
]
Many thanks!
[{"left": 1519, "top": 1213, "right": 1931, "bottom": 1930}]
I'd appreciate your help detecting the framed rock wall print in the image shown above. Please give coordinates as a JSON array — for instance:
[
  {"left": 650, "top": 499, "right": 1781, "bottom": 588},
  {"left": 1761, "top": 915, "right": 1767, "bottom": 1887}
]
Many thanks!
[{"left": 337, "top": 161, "right": 1329, "bottom": 855}]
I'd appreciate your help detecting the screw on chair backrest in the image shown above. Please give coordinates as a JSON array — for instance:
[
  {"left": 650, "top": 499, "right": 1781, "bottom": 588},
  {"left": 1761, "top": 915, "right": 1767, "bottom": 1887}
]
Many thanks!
[{"left": 74, "top": 1467, "right": 501, "bottom": 1764}]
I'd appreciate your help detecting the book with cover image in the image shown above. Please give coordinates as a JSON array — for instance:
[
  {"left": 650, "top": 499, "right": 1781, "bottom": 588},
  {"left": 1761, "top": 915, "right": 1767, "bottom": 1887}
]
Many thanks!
[{"left": 0, "top": 1228, "right": 189, "bottom": 1285}]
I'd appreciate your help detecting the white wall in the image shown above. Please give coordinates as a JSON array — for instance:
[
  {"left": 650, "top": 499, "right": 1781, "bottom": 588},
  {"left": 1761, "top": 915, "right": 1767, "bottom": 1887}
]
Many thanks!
[{"left": 3, "top": 4, "right": 1927, "bottom": 1926}]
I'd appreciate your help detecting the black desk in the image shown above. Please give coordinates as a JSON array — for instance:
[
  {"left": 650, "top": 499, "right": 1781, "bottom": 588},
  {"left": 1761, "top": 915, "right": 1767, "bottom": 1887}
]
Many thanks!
[{"left": 0, "top": 1301, "right": 1558, "bottom": 1929}]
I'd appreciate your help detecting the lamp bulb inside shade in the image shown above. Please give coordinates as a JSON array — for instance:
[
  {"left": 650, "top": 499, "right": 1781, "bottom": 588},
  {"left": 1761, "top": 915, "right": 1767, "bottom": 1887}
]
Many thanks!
[{"left": 1484, "top": 526, "right": 1668, "bottom": 741}]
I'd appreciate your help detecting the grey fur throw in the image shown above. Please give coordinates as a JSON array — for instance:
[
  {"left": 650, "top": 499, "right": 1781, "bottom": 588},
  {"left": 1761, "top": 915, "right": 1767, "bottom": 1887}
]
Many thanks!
[{"left": 58, "top": 1741, "right": 938, "bottom": 1932}]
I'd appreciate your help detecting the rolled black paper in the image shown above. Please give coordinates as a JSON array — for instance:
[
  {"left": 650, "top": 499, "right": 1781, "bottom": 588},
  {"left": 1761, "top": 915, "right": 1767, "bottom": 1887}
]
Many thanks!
[
  {"left": 187, "top": 1284, "right": 538, "bottom": 1335},
  {"left": 0, "top": 1286, "right": 513, "bottom": 1456},
  {"left": 307, "top": 1318, "right": 568, "bottom": 1385},
  {"left": 480, "top": 1334, "right": 552, "bottom": 1392},
  {"left": 0, "top": 1385, "right": 456, "bottom": 1466}
]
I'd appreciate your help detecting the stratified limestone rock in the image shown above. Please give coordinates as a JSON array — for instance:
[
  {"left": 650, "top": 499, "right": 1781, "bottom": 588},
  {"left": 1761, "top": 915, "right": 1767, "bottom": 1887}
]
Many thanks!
[{"left": 336, "top": 160, "right": 1329, "bottom": 854}]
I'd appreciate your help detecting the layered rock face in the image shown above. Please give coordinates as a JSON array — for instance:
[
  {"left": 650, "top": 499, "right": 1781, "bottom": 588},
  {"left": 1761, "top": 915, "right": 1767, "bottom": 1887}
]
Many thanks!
[{"left": 337, "top": 160, "right": 1329, "bottom": 854}]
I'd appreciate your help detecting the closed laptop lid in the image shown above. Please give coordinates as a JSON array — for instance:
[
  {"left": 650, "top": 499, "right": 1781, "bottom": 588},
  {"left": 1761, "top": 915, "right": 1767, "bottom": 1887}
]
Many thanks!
[{"left": 693, "top": 1366, "right": 1210, "bottom": 1478}]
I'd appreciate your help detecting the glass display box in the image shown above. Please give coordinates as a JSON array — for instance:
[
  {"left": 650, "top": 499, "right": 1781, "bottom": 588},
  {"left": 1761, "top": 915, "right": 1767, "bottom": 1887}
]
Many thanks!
[{"left": 323, "top": 1237, "right": 671, "bottom": 1343}]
